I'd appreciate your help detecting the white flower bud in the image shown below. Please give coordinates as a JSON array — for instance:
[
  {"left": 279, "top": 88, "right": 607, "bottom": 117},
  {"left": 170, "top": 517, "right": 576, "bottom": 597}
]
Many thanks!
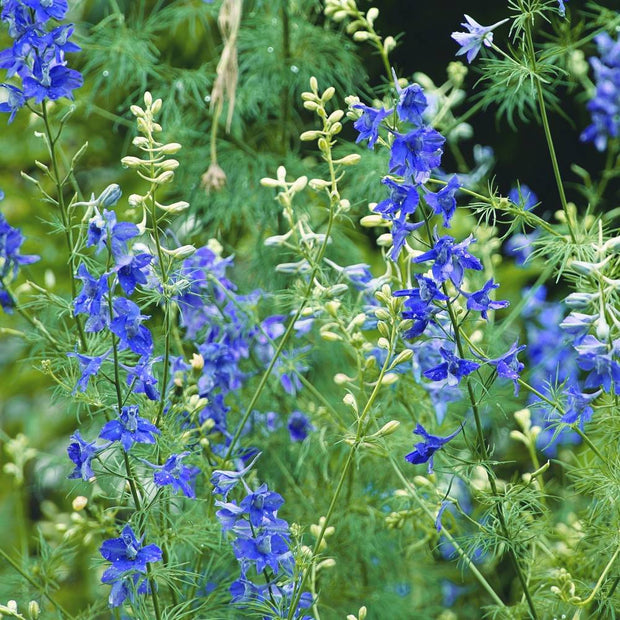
[
  {"left": 121, "top": 156, "right": 144, "bottom": 168},
  {"left": 159, "top": 142, "right": 183, "bottom": 154}
]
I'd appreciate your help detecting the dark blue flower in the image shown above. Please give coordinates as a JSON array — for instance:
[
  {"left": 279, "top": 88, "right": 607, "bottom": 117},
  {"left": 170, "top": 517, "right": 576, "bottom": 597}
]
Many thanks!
[
  {"left": 464, "top": 278, "right": 509, "bottom": 320},
  {"left": 405, "top": 423, "right": 462, "bottom": 472},
  {"left": 121, "top": 355, "right": 161, "bottom": 401},
  {"left": 389, "top": 217, "right": 424, "bottom": 261},
  {"left": 352, "top": 103, "right": 392, "bottom": 149},
  {"left": 0, "top": 211, "right": 40, "bottom": 280},
  {"left": 148, "top": 452, "right": 200, "bottom": 498},
  {"left": 374, "top": 177, "right": 419, "bottom": 220},
  {"left": 210, "top": 456, "right": 259, "bottom": 499},
  {"left": 73, "top": 263, "right": 109, "bottom": 332},
  {"left": 110, "top": 297, "right": 153, "bottom": 356},
  {"left": 557, "top": 0, "right": 568, "bottom": 17},
  {"left": 67, "top": 431, "right": 100, "bottom": 480},
  {"left": 22, "top": 0, "right": 69, "bottom": 22},
  {"left": 424, "top": 175, "right": 460, "bottom": 227},
  {"left": 99, "top": 404, "right": 160, "bottom": 452},
  {"left": 240, "top": 483, "right": 285, "bottom": 527},
  {"left": 100, "top": 524, "right": 162, "bottom": 608},
  {"left": 413, "top": 234, "right": 483, "bottom": 287},
  {"left": 396, "top": 82, "right": 427, "bottom": 126},
  {"left": 21, "top": 56, "right": 82, "bottom": 102},
  {"left": 424, "top": 347, "right": 480, "bottom": 386},
  {"left": 478, "top": 341, "right": 526, "bottom": 395},
  {"left": 87, "top": 208, "right": 139, "bottom": 258},
  {"left": 575, "top": 336, "right": 620, "bottom": 393},
  {"left": 67, "top": 348, "right": 111, "bottom": 393},
  {"left": 561, "top": 383, "right": 599, "bottom": 428},
  {"left": 287, "top": 411, "right": 314, "bottom": 442},
  {"left": 389, "top": 126, "right": 445, "bottom": 184},
  {"left": 115, "top": 252, "right": 152, "bottom": 295}
]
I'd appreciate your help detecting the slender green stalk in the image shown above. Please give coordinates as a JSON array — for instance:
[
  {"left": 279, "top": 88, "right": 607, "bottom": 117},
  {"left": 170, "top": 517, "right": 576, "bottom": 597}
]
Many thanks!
[
  {"left": 40, "top": 101, "right": 87, "bottom": 349},
  {"left": 286, "top": 322, "right": 398, "bottom": 618},
  {"left": 517, "top": 5, "right": 576, "bottom": 243}
]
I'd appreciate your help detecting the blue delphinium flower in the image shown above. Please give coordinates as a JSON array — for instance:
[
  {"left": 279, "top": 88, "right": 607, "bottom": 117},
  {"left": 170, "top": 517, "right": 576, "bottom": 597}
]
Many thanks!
[
  {"left": 395, "top": 81, "right": 427, "bottom": 126},
  {"left": 100, "top": 524, "right": 162, "bottom": 608},
  {"left": 0, "top": 210, "right": 40, "bottom": 279},
  {"left": 110, "top": 297, "right": 153, "bottom": 356},
  {"left": 352, "top": 103, "right": 392, "bottom": 149},
  {"left": 424, "top": 175, "right": 461, "bottom": 227},
  {"left": 67, "top": 348, "right": 111, "bottom": 393},
  {"left": 67, "top": 431, "right": 100, "bottom": 480},
  {"left": 389, "top": 126, "right": 445, "bottom": 184},
  {"left": 146, "top": 452, "right": 200, "bottom": 498},
  {"left": 99, "top": 404, "right": 160, "bottom": 452},
  {"left": 575, "top": 336, "right": 620, "bottom": 393},
  {"left": 374, "top": 177, "right": 420, "bottom": 220},
  {"left": 405, "top": 423, "right": 462, "bottom": 472},
  {"left": 0, "top": 0, "right": 82, "bottom": 122},
  {"left": 413, "top": 234, "right": 483, "bottom": 287},
  {"left": 394, "top": 276, "right": 448, "bottom": 338},
  {"left": 451, "top": 14, "right": 509, "bottom": 63},
  {"left": 115, "top": 252, "right": 152, "bottom": 296},
  {"left": 560, "top": 383, "right": 600, "bottom": 428},
  {"left": 287, "top": 411, "right": 314, "bottom": 442},
  {"left": 210, "top": 456, "right": 259, "bottom": 499},
  {"left": 580, "top": 32, "right": 620, "bottom": 152},
  {"left": 73, "top": 263, "right": 109, "bottom": 332},
  {"left": 121, "top": 355, "right": 161, "bottom": 401},
  {"left": 508, "top": 184, "right": 538, "bottom": 211},
  {"left": 424, "top": 347, "right": 480, "bottom": 386},
  {"left": 86, "top": 208, "right": 139, "bottom": 258},
  {"left": 464, "top": 278, "right": 509, "bottom": 320},
  {"left": 477, "top": 341, "right": 526, "bottom": 395},
  {"left": 557, "top": 0, "right": 568, "bottom": 17}
]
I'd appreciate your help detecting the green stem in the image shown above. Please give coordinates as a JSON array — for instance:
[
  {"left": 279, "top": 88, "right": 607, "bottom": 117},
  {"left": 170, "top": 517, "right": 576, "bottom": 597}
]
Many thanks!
[
  {"left": 518, "top": 11, "right": 576, "bottom": 243},
  {"left": 41, "top": 101, "right": 87, "bottom": 349}
]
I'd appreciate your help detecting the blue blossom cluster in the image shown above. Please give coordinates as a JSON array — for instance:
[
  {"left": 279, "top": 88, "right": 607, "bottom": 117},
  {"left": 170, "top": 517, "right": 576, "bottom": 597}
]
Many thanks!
[
  {"left": 580, "top": 31, "right": 620, "bottom": 152},
  {"left": 0, "top": 0, "right": 82, "bottom": 122},
  {"left": 99, "top": 524, "right": 162, "bottom": 608},
  {"left": 518, "top": 287, "right": 599, "bottom": 454},
  {"left": 64, "top": 190, "right": 208, "bottom": 606},
  {"left": 0, "top": 193, "right": 40, "bottom": 312},
  {"left": 174, "top": 245, "right": 313, "bottom": 455},
  {"left": 211, "top": 464, "right": 313, "bottom": 619},
  {"left": 353, "top": 78, "right": 526, "bottom": 468}
]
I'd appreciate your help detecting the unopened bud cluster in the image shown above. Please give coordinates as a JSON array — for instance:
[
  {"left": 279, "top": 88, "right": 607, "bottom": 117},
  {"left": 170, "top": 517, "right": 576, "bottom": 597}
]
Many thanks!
[{"left": 123, "top": 92, "right": 189, "bottom": 216}]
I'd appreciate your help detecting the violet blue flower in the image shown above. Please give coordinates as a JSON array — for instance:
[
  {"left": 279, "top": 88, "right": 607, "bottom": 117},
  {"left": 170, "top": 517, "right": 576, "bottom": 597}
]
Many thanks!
[
  {"left": 464, "top": 278, "right": 509, "bottom": 320},
  {"left": 424, "top": 347, "right": 480, "bottom": 386},
  {"left": 99, "top": 404, "right": 160, "bottom": 452},
  {"left": 451, "top": 14, "right": 509, "bottom": 63},
  {"left": 405, "top": 423, "right": 462, "bottom": 472},
  {"left": 424, "top": 175, "right": 461, "bottom": 227},
  {"left": 352, "top": 103, "right": 392, "bottom": 149},
  {"left": 389, "top": 126, "right": 445, "bottom": 184}
]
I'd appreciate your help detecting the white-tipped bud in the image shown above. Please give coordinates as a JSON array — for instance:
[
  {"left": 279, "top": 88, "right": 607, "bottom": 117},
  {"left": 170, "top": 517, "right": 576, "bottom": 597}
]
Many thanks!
[
  {"left": 391, "top": 349, "right": 413, "bottom": 366},
  {"left": 334, "top": 372, "right": 352, "bottom": 385},
  {"left": 260, "top": 176, "right": 281, "bottom": 188},
  {"left": 132, "top": 136, "right": 149, "bottom": 147},
  {"left": 366, "top": 7, "right": 379, "bottom": 23},
  {"left": 158, "top": 159, "right": 180, "bottom": 171},
  {"left": 157, "top": 200, "right": 190, "bottom": 213},
  {"left": 309, "top": 178, "right": 331, "bottom": 190},
  {"left": 377, "top": 337, "right": 390, "bottom": 349},
  {"left": 384, "top": 36, "right": 397, "bottom": 53},
  {"left": 121, "top": 156, "right": 144, "bottom": 168},
  {"left": 333, "top": 153, "right": 361, "bottom": 165},
  {"left": 376, "top": 233, "right": 392, "bottom": 247},
  {"left": 353, "top": 30, "right": 372, "bottom": 42},
  {"left": 144, "top": 91, "right": 153, "bottom": 107},
  {"left": 277, "top": 165, "right": 287, "bottom": 182},
  {"left": 72, "top": 496, "right": 88, "bottom": 511},
  {"left": 514, "top": 408, "right": 531, "bottom": 432},
  {"left": 160, "top": 142, "right": 183, "bottom": 154},
  {"left": 154, "top": 170, "right": 175, "bottom": 184},
  {"left": 320, "top": 330, "right": 342, "bottom": 342},
  {"left": 128, "top": 193, "right": 145, "bottom": 207},
  {"left": 291, "top": 176, "right": 308, "bottom": 192},
  {"left": 327, "top": 109, "right": 345, "bottom": 124},
  {"left": 360, "top": 214, "right": 385, "bottom": 227},
  {"left": 151, "top": 98, "right": 163, "bottom": 114},
  {"left": 162, "top": 244, "right": 196, "bottom": 259},
  {"left": 300, "top": 130, "right": 323, "bottom": 141},
  {"left": 373, "top": 420, "right": 400, "bottom": 437},
  {"left": 325, "top": 300, "right": 341, "bottom": 317},
  {"left": 322, "top": 86, "right": 336, "bottom": 102},
  {"left": 28, "top": 600, "right": 41, "bottom": 619},
  {"left": 381, "top": 373, "right": 398, "bottom": 386},
  {"left": 309, "top": 76, "right": 319, "bottom": 92},
  {"left": 343, "top": 392, "right": 358, "bottom": 413},
  {"left": 191, "top": 353, "right": 205, "bottom": 371},
  {"left": 130, "top": 104, "right": 144, "bottom": 117}
]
